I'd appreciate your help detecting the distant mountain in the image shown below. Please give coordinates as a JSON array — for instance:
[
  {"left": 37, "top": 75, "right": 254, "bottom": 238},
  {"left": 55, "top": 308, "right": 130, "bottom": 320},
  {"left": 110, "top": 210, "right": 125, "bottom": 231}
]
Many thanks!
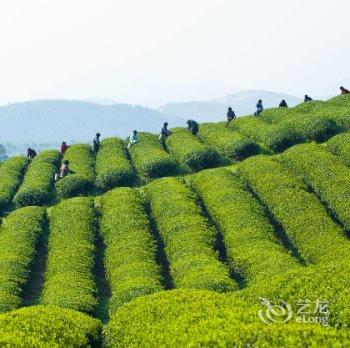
[
  {"left": 87, "top": 98, "right": 118, "bottom": 105},
  {"left": 159, "top": 90, "right": 302, "bottom": 122},
  {"left": 0, "top": 100, "right": 185, "bottom": 150},
  {"left": 0, "top": 91, "right": 304, "bottom": 155}
]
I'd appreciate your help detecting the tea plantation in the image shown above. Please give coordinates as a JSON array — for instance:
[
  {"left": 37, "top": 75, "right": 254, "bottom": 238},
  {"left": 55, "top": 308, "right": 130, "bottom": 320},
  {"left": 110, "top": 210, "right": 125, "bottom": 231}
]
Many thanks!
[{"left": 0, "top": 95, "right": 350, "bottom": 347}]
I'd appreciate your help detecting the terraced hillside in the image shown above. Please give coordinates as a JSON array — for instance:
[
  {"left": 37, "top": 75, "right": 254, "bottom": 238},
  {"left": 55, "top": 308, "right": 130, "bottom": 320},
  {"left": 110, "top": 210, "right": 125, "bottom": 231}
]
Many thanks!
[{"left": 0, "top": 95, "right": 350, "bottom": 347}]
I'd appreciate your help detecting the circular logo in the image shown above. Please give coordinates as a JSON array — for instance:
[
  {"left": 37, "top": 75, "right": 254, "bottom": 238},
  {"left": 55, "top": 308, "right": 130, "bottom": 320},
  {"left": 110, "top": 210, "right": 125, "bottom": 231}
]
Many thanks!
[{"left": 258, "top": 297, "right": 293, "bottom": 325}]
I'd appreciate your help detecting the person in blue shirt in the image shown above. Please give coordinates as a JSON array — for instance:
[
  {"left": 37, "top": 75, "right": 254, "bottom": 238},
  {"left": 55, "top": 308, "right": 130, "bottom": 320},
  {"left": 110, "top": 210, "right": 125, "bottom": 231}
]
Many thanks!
[
  {"left": 254, "top": 100, "right": 264, "bottom": 116},
  {"left": 159, "top": 122, "right": 171, "bottom": 149},
  {"left": 127, "top": 130, "right": 139, "bottom": 149}
]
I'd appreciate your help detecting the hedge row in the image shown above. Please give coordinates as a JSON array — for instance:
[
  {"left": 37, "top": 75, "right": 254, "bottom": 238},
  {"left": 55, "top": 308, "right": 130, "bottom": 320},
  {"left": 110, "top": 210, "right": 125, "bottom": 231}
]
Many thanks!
[
  {"left": 95, "top": 138, "right": 134, "bottom": 192},
  {"left": 0, "top": 206, "right": 45, "bottom": 312},
  {"left": 325, "top": 94, "right": 350, "bottom": 108},
  {"left": 299, "top": 98, "right": 350, "bottom": 130},
  {"left": 260, "top": 103, "right": 329, "bottom": 124},
  {"left": 129, "top": 132, "right": 179, "bottom": 179},
  {"left": 229, "top": 117, "right": 304, "bottom": 153},
  {"left": 280, "top": 143, "right": 350, "bottom": 230},
  {"left": 244, "top": 259, "right": 350, "bottom": 329},
  {"left": 198, "top": 123, "right": 261, "bottom": 161},
  {"left": 237, "top": 155, "right": 348, "bottom": 264},
  {"left": 14, "top": 150, "right": 60, "bottom": 207},
  {"left": 259, "top": 106, "right": 300, "bottom": 124},
  {"left": 166, "top": 128, "right": 221, "bottom": 171},
  {"left": 100, "top": 188, "right": 163, "bottom": 314},
  {"left": 282, "top": 114, "right": 342, "bottom": 143},
  {"left": 0, "top": 305, "right": 102, "bottom": 347},
  {"left": 145, "top": 177, "right": 236, "bottom": 292},
  {"left": 327, "top": 132, "right": 350, "bottom": 166},
  {"left": 56, "top": 144, "right": 95, "bottom": 199},
  {"left": 237, "top": 113, "right": 340, "bottom": 152},
  {"left": 261, "top": 99, "right": 349, "bottom": 141},
  {"left": 189, "top": 168, "right": 299, "bottom": 284},
  {"left": 0, "top": 156, "right": 29, "bottom": 211},
  {"left": 41, "top": 197, "right": 97, "bottom": 313},
  {"left": 104, "top": 289, "right": 350, "bottom": 347}
]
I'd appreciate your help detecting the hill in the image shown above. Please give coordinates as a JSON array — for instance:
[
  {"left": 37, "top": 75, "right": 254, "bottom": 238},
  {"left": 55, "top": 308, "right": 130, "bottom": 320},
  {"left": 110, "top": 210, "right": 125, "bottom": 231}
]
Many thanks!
[
  {"left": 0, "top": 94, "right": 350, "bottom": 346},
  {"left": 0, "top": 91, "right": 302, "bottom": 155},
  {"left": 159, "top": 90, "right": 302, "bottom": 122},
  {"left": 0, "top": 99, "right": 184, "bottom": 150}
]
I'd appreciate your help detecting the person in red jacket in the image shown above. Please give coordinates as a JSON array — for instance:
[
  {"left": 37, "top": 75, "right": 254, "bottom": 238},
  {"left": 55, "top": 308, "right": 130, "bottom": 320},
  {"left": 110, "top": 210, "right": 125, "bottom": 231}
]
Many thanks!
[{"left": 60, "top": 141, "right": 69, "bottom": 154}]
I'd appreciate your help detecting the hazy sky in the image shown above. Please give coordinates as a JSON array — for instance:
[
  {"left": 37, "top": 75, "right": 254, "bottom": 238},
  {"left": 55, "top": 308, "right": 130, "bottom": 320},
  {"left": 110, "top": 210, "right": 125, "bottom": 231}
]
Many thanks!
[{"left": 0, "top": 0, "right": 349, "bottom": 107}]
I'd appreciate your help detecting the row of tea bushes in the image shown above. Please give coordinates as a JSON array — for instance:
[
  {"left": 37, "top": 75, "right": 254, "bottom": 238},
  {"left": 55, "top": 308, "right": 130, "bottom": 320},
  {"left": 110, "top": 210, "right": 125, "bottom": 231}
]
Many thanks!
[
  {"left": 56, "top": 144, "right": 96, "bottom": 198},
  {"left": 0, "top": 305, "right": 102, "bottom": 347},
  {"left": 129, "top": 132, "right": 180, "bottom": 180},
  {"left": 95, "top": 138, "right": 134, "bottom": 192},
  {"left": 190, "top": 168, "right": 299, "bottom": 285},
  {"left": 166, "top": 128, "right": 221, "bottom": 171},
  {"left": 100, "top": 188, "right": 163, "bottom": 314},
  {"left": 280, "top": 143, "right": 350, "bottom": 231},
  {"left": 243, "top": 259, "right": 350, "bottom": 329},
  {"left": 327, "top": 131, "right": 350, "bottom": 166},
  {"left": 104, "top": 289, "right": 350, "bottom": 347},
  {"left": 237, "top": 156, "right": 349, "bottom": 264},
  {"left": 145, "top": 177, "right": 236, "bottom": 292},
  {"left": 198, "top": 123, "right": 261, "bottom": 162},
  {"left": 0, "top": 207, "right": 45, "bottom": 312},
  {"left": 13, "top": 150, "right": 60, "bottom": 207},
  {"left": 41, "top": 197, "right": 97, "bottom": 313},
  {"left": 229, "top": 117, "right": 304, "bottom": 153},
  {"left": 0, "top": 156, "right": 29, "bottom": 211}
]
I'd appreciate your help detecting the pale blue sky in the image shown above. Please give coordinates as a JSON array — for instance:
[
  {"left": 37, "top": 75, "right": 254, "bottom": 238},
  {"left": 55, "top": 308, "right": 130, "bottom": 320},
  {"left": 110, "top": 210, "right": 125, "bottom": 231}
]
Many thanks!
[{"left": 0, "top": 0, "right": 349, "bottom": 107}]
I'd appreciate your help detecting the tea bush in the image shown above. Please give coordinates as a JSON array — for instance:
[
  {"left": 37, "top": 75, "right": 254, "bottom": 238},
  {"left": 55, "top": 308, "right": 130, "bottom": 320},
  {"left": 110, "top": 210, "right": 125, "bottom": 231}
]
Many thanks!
[
  {"left": 104, "top": 289, "right": 350, "bottom": 347},
  {"left": 325, "top": 94, "right": 350, "bottom": 107},
  {"left": 293, "top": 100, "right": 325, "bottom": 113},
  {"left": 166, "top": 128, "right": 221, "bottom": 171},
  {"left": 243, "top": 260, "right": 350, "bottom": 329},
  {"left": 260, "top": 107, "right": 299, "bottom": 124},
  {"left": 198, "top": 123, "right": 261, "bottom": 161},
  {"left": 0, "top": 305, "right": 102, "bottom": 347},
  {"left": 190, "top": 168, "right": 299, "bottom": 284},
  {"left": 41, "top": 197, "right": 97, "bottom": 313},
  {"left": 100, "top": 187, "right": 163, "bottom": 313},
  {"left": 327, "top": 131, "right": 350, "bottom": 166},
  {"left": 237, "top": 156, "right": 348, "bottom": 264},
  {"left": 95, "top": 138, "right": 134, "bottom": 192},
  {"left": 0, "top": 156, "right": 29, "bottom": 211},
  {"left": 0, "top": 206, "right": 45, "bottom": 312},
  {"left": 129, "top": 132, "right": 179, "bottom": 179},
  {"left": 14, "top": 150, "right": 60, "bottom": 207},
  {"left": 276, "top": 115, "right": 342, "bottom": 143},
  {"left": 56, "top": 144, "right": 95, "bottom": 199},
  {"left": 280, "top": 143, "right": 350, "bottom": 230},
  {"left": 266, "top": 125, "right": 305, "bottom": 152},
  {"left": 229, "top": 117, "right": 304, "bottom": 152},
  {"left": 145, "top": 177, "right": 236, "bottom": 292}
]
